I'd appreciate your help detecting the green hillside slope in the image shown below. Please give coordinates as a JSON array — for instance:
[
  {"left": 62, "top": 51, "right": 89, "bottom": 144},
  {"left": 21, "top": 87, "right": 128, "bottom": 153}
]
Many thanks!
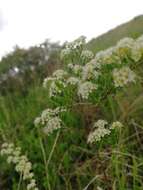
[{"left": 88, "top": 15, "right": 143, "bottom": 53}]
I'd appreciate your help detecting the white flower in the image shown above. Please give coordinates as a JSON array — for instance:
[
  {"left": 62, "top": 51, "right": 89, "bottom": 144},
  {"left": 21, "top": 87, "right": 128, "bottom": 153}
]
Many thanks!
[
  {"left": 34, "top": 117, "right": 41, "bottom": 127},
  {"left": 43, "top": 117, "right": 62, "bottom": 135},
  {"left": 49, "top": 80, "right": 66, "bottom": 97},
  {"left": 81, "top": 50, "right": 94, "bottom": 60},
  {"left": 67, "top": 77, "right": 79, "bottom": 85},
  {"left": 95, "top": 47, "right": 115, "bottom": 65},
  {"left": 78, "top": 81, "right": 97, "bottom": 99},
  {"left": 1, "top": 143, "right": 38, "bottom": 190},
  {"left": 89, "top": 58, "right": 101, "bottom": 69},
  {"left": 73, "top": 65, "right": 82, "bottom": 74},
  {"left": 12, "top": 156, "right": 20, "bottom": 164},
  {"left": 131, "top": 42, "right": 143, "bottom": 62},
  {"left": 14, "top": 147, "right": 21, "bottom": 156},
  {"left": 82, "top": 63, "right": 99, "bottom": 81},
  {"left": 41, "top": 108, "right": 55, "bottom": 124},
  {"left": 66, "top": 36, "right": 86, "bottom": 50},
  {"left": 27, "top": 179, "right": 36, "bottom": 190},
  {"left": 43, "top": 77, "right": 55, "bottom": 88},
  {"left": 87, "top": 126, "right": 111, "bottom": 144},
  {"left": 1, "top": 143, "right": 8, "bottom": 148},
  {"left": 49, "top": 81, "right": 60, "bottom": 97},
  {"left": 7, "top": 156, "right": 13, "bottom": 164},
  {"left": 110, "top": 121, "right": 123, "bottom": 129},
  {"left": 53, "top": 69, "right": 67, "bottom": 80},
  {"left": 40, "top": 107, "right": 65, "bottom": 125},
  {"left": 61, "top": 36, "right": 86, "bottom": 57},
  {"left": 34, "top": 107, "right": 66, "bottom": 134},
  {"left": 87, "top": 119, "right": 111, "bottom": 143},
  {"left": 93, "top": 119, "right": 108, "bottom": 128},
  {"left": 136, "top": 34, "right": 143, "bottom": 43},
  {"left": 67, "top": 63, "right": 74, "bottom": 69},
  {"left": 116, "top": 37, "right": 135, "bottom": 49},
  {"left": 113, "top": 66, "right": 136, "bottom": 87},
  {"left": 97, "top": 186, "right": 103, "bottom": 190}
]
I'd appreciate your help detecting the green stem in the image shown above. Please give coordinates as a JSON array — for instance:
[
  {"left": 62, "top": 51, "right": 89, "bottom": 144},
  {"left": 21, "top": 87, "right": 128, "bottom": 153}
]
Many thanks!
[
  {"left": 39, "top": 132, "right": 51, "bottom": 190},
  {"left": 108, "top": 96, "right": 116, "bottom": 120},
  {"left": 46, "top": 131, "right": 60, "bottom": 168},
  {"left": 38, "top": 129, "right": 60, "bottom": 190},
  {"left": 17, "top": 172, "right": 22, "bottom": 190},
  {"left": 82, "top": 175, "right": 100, "bottom": 190}
]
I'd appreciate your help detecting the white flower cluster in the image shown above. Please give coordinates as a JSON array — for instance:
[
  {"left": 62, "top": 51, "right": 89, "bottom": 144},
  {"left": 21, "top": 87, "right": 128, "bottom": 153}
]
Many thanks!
[
  {"left": 47, "top": 35, "right": 143, "bottom": 100},
  {"left": 49, "top": 80, "right": 61, "bottom": 97},
  {"left": 1, "top": 143, "right": 38, "bottom": 190},
  {"left": 78, "top": 81, "right": 97, "bottom": 99},
  {"left": 61, "top": 36, "right": 86, "bottom": 58},
  {"left": 43, "top": 75, "right": 67, "bottom": 97},
  {"left": 49, "top": 80, "right": 66, "bottom": 97},
  {"left": 34, "top": 107, "right": 66, "bottom": 135},
  {"left": 110, "top": 121, "right": 123, "bottom": 129},
  {"left": 82, "top": 63, "right": 99, "bottom": 81},
  {"left": 87, "top": 120, "right": 110, "bottom": 144},
  {"left": 88, "top": 58, "right": 101, "bottom": 69},
  {"left": 131, "top": 43, "right": 143, "bottom": 62},
  {"left": 95, "top": 47, "right": 115, "bottom": 65},
  {"left": 67, "top": 63, "right": 74, "bottom": 69},
  {"left": 72, "top": 64, "right": 82, "bottom": 74},
  {"left": 43, "top": 70, "right": 67, "bottom": 87},
  {"left": 116, "top": 37, "right": 135, "bottom": 49},
  {"left": 87, "top": 120, "right": 123, "bottom": 144},
  {"left": 65, "top": 36, "right": 86, "bottom": 50},
  {"left": 93, "top": 119, "right": 108, "bottom": 128},
  {"left": 136, "top": 34, "right": 143, "bottom": 43},
  {"left": 81, "top": 50, "right": 94, "bottom": 60},
  {"left": 67, "top": 77, "right": 80, "bottom": 85},
  {"left": 87, "top": 126, "right": 110, "bottom": 144},
  {"left": 42, "top": 117, "right": 62, "bottom": 135},
  {"left": 113, "top": 66, "right": 136, "bottom": 87},
  {"left": 52, "top": 69, "right": 68, "bottom": 80},
  {"left": 43, "top": 77, "right": 54, "bottom": 88},
  {"left": 91, "top": 35, "right": 143, "bottom": 67}
]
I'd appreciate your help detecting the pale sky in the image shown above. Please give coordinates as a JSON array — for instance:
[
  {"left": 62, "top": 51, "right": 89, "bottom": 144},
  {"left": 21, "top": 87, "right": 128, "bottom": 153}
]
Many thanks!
[{"left": 0, "top": 0, "right": 143, "bottom": 59}]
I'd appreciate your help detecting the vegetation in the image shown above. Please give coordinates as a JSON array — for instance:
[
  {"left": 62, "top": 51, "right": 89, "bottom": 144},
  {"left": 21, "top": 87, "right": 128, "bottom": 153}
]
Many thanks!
[
  {"left": 87, "top": 15, "right": 143, "bottom": 53},
  {"left": 0, "top": 17, "right": 143, "bottom": 190},
  {"left": 0, "top": 40, "right": 61, "bottom": 95}
]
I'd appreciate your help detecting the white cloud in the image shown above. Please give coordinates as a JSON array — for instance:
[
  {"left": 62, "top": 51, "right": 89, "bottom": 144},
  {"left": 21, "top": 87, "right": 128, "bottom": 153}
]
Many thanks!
[{"left": 0, "top": 0, "right": 143, "bottom": 58}]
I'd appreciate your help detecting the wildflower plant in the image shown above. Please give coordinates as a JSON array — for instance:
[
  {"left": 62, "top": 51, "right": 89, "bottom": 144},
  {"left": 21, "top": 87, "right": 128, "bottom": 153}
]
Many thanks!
[
  {"left": 37, "top": 35, "right": 143, "bottom": 143},
  {"left": 0, "top": 143, "right": 38, "bottom": 190},
  {"left": 1, "top": 34, "right": 143, "bottom": 189}
]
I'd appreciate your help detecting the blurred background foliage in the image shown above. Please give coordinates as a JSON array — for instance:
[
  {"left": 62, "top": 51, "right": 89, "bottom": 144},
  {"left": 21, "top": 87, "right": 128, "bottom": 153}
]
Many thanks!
[{"left": 0, "top": 40, "right": 62, "bottom": 95}]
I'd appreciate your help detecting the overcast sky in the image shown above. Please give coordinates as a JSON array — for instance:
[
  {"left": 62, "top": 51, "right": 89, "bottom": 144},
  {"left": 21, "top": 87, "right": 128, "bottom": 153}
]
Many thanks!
[{"left": 0, "top": 0, "right": 143, "bottom": 59}]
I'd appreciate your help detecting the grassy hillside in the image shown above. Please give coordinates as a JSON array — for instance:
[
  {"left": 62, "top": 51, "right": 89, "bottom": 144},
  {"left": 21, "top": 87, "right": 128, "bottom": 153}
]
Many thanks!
[{"left": 88, "top": 15, "right": 143, "bottom": 53}]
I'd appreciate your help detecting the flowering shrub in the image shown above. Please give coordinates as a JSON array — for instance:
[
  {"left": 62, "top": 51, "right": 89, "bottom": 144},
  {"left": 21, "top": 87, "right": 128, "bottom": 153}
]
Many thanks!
[
  {"left": 1, "top": 34, "right": 143, "bottom": 189},
  {"left": 37, "top": 35, "right": 143, "bottom": 144}
]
